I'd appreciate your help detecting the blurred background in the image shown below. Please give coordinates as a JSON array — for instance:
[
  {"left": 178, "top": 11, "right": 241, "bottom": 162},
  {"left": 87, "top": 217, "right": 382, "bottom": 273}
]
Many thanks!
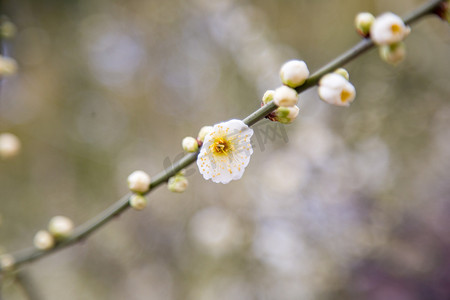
[{"left": 1, "top": 0, "right": 450, "bottom": 299}]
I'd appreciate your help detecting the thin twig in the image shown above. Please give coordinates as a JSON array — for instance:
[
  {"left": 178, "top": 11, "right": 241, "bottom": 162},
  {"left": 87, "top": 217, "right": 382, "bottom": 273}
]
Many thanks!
[{"left": 0, "top": 0, "right": 446, "bottom": 272}]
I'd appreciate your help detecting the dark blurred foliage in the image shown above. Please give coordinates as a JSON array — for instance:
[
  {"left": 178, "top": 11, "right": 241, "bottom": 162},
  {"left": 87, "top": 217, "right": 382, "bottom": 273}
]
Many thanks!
[{"left": 1, "top": 0, "right": 449, "bottom": 299}]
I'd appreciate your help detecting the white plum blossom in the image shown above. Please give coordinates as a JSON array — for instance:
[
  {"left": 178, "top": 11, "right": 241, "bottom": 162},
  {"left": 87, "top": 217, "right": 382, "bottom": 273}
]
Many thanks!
[
  {"left": 370, "top": 12, "right": 410, "bottom": 45},
  {"left": 318, "top": 73, "right": 356, "bottom": 107},
  {"left": 197, "top": 119, "right": 253, "bottom": 184},
  {"left": 279, "top": 60, "right": 309, "bottom": 88}
]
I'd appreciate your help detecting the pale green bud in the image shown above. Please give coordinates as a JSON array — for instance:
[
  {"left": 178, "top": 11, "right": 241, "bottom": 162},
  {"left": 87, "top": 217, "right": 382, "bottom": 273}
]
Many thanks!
[
  {"left": 168, "top": 175, "right": 188, "bottom": 193},
  {"left": 33, "top": 230, "right": 55, "bottom": 250},
  {"left": 334, "top": 68, "right": 350, "bottom": 80},
  {"left": 127, "top": 170, "right": 151, "bottom": 194},
  {"left": 197, "top": 126, "right": 213, "bottom": 142},
  {"left": 182, "top": 136, "right": 199, "bottom": 152},
  {"left": 129, "top": 194, "right": 147, "bottom": 210},
  {"left": 280, "top": 60, "right": 309, "bottom": 88},
  {"left": 262, "top": 90, "right": 275, "bottom": 105},
  {"left": 0, "top": 55, "right": 18, "bottom": 76},
  {"left": 0, "top": 19, "right": 17, "bottom": 39},
  {"left": 275, "top": 105, "right": 300, "bottom": 124},
  {"left": 355, "top": 12, "right": 375, "bottom": 37},
  {"left": 379, "top": 42, "right": 406, "bottom": 65},
  {"left": 0, "top": 254, "right": 15, "bottom": 271},
  {"left": 273, "top": 86, "right": 298, "bottom": 107},
  {"left": 48, "top": 216, "right": 74, "bottom": 240}
]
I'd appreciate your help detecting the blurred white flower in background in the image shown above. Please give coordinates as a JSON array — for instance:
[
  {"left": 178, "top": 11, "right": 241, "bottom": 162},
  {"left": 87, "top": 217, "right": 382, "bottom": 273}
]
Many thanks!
[
  {"left": 0, "top": 132, "right": 21, "bottom": 159},
  {"left": 189, "top": 207, "right": 244, "bottom": 256}
]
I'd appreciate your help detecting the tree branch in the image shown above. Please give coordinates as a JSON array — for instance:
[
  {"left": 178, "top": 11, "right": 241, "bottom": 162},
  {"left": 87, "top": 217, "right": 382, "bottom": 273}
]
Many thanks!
[{"left": 0, "top": 0, "right": 446, "bottom": 272}]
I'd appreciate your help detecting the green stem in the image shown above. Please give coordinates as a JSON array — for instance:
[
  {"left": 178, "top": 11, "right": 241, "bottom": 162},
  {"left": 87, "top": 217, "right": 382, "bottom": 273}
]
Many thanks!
[{"left": 0, "top": 0, "right": 445, "bottom": 272}]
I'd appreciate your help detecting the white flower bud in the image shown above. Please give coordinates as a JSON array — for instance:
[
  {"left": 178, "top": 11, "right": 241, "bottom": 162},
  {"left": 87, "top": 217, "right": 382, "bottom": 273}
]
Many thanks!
[
  {"left": 273, "top": 86, "right": 298, "bottom": 107},
  {"left": 168, "top": 175, "right": 188, "bottom": 193},
  {"left": 182, "top": 136, "right": 199, "bottom": 153},
  {"left": 318, "top": 73, "right": 356, "bottom": 107},
  {"left": 0, "top": 254, "right": 15, "bottom": 271},
  {"left": 355, "top": 12, "right": 375, "bottom": 37},
  {"left": 197, "top": 126, "right": 213, "bottom": 142},
  {"left": 279, "top": 60, "right": 309, "bottom": 88},
  {"left": 0, "top": 55, "right": 18, "bottom": 76},
  {"left": 127, "top": 170, "right": 151, "bottom": 194},
  {"left": 48, "top": 216, "right": 74, "bottom": 239},
  {"left": 129, "top": 194, "right": 147, "bottom": 210},
  {"left": 334, "top": 68, "right": 350, "bottom": 80},
  {"left": 379, "top": 42, "right": 406, "bottom": 65},
  {"left": 0, "top": 133, "right": 21, "bottom": 159},
  {"left": 274, "top": 106, "right": 300, "bottom": 124},
  {"left": 370, "top": 12, "right": 410, "bottom": 45},
  {"left": 33, "top": 230, "right": 55, "bottom": 250},
  {"left": 262, "top": 90, "right": 275, "bottom": 105}
]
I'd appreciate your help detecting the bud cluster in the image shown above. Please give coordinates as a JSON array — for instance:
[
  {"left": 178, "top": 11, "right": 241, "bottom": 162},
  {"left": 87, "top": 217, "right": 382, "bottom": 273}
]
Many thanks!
[
  {"left": 262, "top": 59, "right": 309, "bottom": 124},
  {"left": 127, "top": 170, "right": 151, "bottom": 210},
  {"left": 355, "top": 12, "right": 410, "bottom": 65},
  {"left": 33, "top": 216, "right": 74, "bottom": 251}
]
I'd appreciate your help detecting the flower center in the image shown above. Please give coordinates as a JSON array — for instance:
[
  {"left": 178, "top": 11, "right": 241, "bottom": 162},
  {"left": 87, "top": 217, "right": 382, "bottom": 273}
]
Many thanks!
[
  {"left": 211, "top": 137, "right": 232, "bottom": 155},
  {"left": 340, "top": 89, "right": 352, "bottom": 102},
  {"left": 391, "top": 23, "right": 401, "bottom": 34}
]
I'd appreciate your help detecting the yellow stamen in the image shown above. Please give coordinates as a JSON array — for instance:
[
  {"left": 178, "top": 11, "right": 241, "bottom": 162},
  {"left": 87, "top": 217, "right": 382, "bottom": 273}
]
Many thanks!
[
  {"left": 391, "top": 23, "right": 401, "bottom": 34},
  {"left": 210, "top": 136, "right": 233, "bottom": 156},
  {"left": 340, "top": 89, "right": 352, "bottom": 103}
]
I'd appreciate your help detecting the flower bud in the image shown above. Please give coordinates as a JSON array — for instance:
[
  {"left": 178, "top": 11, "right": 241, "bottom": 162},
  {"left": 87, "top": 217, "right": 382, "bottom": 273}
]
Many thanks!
[
  {"left": 355, "top": 12, "right": 375, "bottom": 37},
  {"left": 370, "top": 12, "right": 410, "bottom": 45},
  {"left": 33, "top": 230, "right": 55, "bottom": 250},
  {"left": 0, "top": 55, "right": 18, "bottom": 76},
  {"left": 318, "top": 73, "right": 356, "bottom": 107},
  {"left": 262, "top": 90, "right": 275, "bottom": 105},
  {"left": 182, "top": 136, "right": 199, "bottom": 153},
  {"left": 0, "top": 254, "right": 15, "bottom": 271},
  {"left": 273, "top": 86, "right": 298, "bottom": 107},
  {"left": 0, "top": 19, "right": 17, "bottom": 39},
  {"left": 0, "top": 133, "right": 21, "bottom": 159},
  {"left": 197, "top": 126, "right": 213, "bottom": 142},
  {"left": 48, "top": 216, "right": 74, "bottom": 239},
  {"left": 279, "top": 60, "right": 309, "bottom": 88},
  {"left": 129, "top": 194, "right": 147, "bottom": 210},
  {"left": 127, "top": 170, "right": 151, "bottom": 194},
  {"left": 273, "top": 105, "right": 300, "bottom": 124},
  {"left": 334, "top": 68, "right": 350, "bottom": 80},
  {"left": 379, "top": 42, "right": 406, "bottom": 65},
  {"left": 168, "top": 175, "right": 188, "bottom": 193}
]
